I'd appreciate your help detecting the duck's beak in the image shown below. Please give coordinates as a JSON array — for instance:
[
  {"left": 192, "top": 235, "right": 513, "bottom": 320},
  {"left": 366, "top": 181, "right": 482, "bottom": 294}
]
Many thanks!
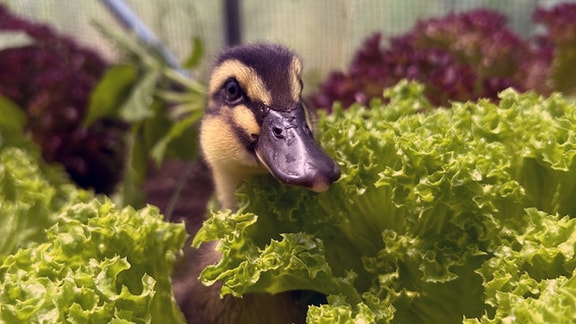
[{"left": 254, "top": 107, "right": 341, "bottom": 192}]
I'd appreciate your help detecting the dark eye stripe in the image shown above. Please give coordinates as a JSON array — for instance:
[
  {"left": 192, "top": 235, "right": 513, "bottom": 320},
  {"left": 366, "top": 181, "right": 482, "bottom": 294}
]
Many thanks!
[
  {"left": 229, "top": 116, "right": 257, "bottom": 152},
  {"left": 208, "top": 60, "right": 272, "bottom": 106}
]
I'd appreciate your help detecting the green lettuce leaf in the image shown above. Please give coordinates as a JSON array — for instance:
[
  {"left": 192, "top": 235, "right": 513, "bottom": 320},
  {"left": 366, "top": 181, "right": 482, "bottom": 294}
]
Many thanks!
[
  {"left": 464, "top": 208, "right": 576, "bottom": 323},
  {"left": 0, "top": 118, "right": 187, "bottom": 323},
  {"left": 194, "top": 81, "right": 576, "bottom": 323},
  {"left": 0, "top": 199, "right": 187, "bottom": 323},
  {"left": 0, "top": 125, "right": 91, "bottom": 258}
]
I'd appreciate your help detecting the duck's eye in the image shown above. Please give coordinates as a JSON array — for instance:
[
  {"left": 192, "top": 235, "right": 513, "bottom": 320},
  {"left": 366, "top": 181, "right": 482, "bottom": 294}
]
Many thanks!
[{"left": 224, "top": 79, "right": 242, "bottom": 103}]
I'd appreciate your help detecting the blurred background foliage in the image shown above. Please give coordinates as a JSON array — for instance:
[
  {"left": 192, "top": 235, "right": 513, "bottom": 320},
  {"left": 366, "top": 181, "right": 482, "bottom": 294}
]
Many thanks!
[{"left": 1, "top": 0, "right": 568, "bottom": 90}]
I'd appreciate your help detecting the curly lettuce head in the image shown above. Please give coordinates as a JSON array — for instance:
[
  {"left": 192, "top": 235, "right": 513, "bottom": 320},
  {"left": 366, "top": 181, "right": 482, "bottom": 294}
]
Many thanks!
[
  {"left": 0, "top": 100, "right": 93, "bottom": 258},
  {"left": 0, "top": 199, "right": 187, "bottom": 323},
  {"left": 0, "top": 110, "right": 187, "bottom": 323},
  {"left": 194, "top": 81, "right": 576, "bottom": 323}
]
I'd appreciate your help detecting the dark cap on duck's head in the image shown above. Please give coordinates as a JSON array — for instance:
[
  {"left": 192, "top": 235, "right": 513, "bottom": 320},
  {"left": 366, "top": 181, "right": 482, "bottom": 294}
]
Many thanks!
[
  {"left": 200, "top": 43, "right": 340, "bottom": 208},
  {"left": 215, "top": 44, "right": 297, "bottom": 104},
  {"left": 208, "top": 43, "right": 303, "bottom": 114}
]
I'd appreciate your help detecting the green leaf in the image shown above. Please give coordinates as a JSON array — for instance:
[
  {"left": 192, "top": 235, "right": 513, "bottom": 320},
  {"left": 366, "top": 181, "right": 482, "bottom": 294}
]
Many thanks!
[
  {"left": 150, "top": 109, "right": 202, "bottom": 164},
  {"left": 84, "top": 64, "right": 138, "bottom": 127},
  {"left": 119, "top": 68, "right": 160, "bottom": 122},
  {"left": 113, "top": 125, "right": 148, "bottom": 208},
  {"left": 0, "top": 126, "right": 91, "bottom": 260},
  {"left": 0, "top": 199, "right": 187, "bottom": 323},
  {"left": 467, "top": 209, "right": 576, "bottom": 323},
  {"left": 0, "top": 96, "right": 26, "bottom": 132},
  {"left": 182, "top": 37, "right": 204, "bottom": 70}
]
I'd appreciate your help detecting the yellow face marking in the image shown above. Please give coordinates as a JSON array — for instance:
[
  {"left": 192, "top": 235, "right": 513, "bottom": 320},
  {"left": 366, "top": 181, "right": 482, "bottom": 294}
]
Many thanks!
[
  {"left": 199, "top": 111, "right": 264, "bottom": 209},
  {"left": 231, "top": 105, "right": 260, "bottom": 138},
  {"left": 209, "top": 59, "right": 272, "bottom": 106},
  {"left": 289, "top": 56, "right": 303, "bottom": 102},
  {"left": 199, "top": 113, "right": 258, "bottom": 169}
]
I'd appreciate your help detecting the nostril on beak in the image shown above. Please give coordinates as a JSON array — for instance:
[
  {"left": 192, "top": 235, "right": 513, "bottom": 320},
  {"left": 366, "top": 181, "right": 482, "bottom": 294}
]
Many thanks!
[{"left": 272, "top": 126, "right": 285, "bottom": 139}]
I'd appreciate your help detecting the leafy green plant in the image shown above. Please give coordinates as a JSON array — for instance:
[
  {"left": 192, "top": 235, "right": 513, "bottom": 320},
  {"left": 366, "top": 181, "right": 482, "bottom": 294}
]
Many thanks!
[
  {"left": 1, "top": 4, "right": 207, "bottom": 204},
  {"left": 0, "top": 10, "right": 199, "bottom": 321},
  {"left": 0, "top": 98, "right": 91, "bottom": 258},
  {"left": 0, "top": 100, "right": 187, "bottom": 323},
  {"left": 194, "top": 81, "right": 576, "bottom": 323},
  {"left": 0, "top": 199, "right": 187, "bottom": 323},
  {"left": 0, "top": 5, "right": 125, "bottom": 194},
  {"left": 87, "top": 23, "right": 206, "bottom": 207}
]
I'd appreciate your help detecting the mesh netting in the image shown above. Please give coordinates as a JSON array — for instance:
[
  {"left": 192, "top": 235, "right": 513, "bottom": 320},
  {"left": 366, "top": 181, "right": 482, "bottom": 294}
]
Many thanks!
[{"left": 2, "top": 0, "right": 570, "bottom": 80}]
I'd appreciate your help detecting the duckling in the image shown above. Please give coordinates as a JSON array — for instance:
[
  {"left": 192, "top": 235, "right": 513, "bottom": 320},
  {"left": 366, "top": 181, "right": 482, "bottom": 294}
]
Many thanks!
[
  {"left": 200, "top": 43, "right": 341, "bottom": 209},
  {"left": 183, "top": 44, "right": 340, "bottom": 323}
]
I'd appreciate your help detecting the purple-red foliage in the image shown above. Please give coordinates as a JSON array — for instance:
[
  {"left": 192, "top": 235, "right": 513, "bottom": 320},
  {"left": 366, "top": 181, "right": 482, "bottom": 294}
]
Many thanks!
[
  {"left": 532, "top": 4, "right": 576, "bottom": 95},
  {"left": 311, "top": 8, "right": 559, "bottom": 110},
  {"left": 533, "top": 3, "right": 576, "bottom": 45},
  {"left": 0, "top": 5, "right": 125, "bottom": 194}
]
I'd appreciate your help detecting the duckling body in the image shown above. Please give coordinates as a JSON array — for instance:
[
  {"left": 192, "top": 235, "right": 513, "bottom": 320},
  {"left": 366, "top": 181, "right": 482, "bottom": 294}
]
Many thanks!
[{"left": 187, "top": 43, "right": 340, "bottom": 323}]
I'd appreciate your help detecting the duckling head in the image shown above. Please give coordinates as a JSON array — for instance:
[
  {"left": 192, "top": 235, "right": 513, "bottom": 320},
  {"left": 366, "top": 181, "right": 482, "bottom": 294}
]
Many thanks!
[{"left": 200, "top": 43, "right": 341, "bottom": 209}]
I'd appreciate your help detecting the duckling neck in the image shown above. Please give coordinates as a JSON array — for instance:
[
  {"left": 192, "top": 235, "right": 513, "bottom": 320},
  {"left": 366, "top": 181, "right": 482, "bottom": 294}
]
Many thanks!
[
  {"left": 212, "top": 169, "right": 243, "bottom": 210},
  {"left": 211, "top": 164, "right": 265, "bottom": 210}
]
